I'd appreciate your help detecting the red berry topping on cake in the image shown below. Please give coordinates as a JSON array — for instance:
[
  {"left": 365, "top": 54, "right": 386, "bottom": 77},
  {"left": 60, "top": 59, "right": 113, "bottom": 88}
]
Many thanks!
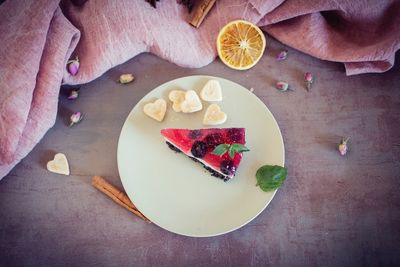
[
  {"left": 227, "top": 128, "right": 244, "bottom": 143},
  {"left": 220, "top": 160, "right": 236, "bottom": 176},
  {"left": 191, "top": 141, "right": 207, "bottom": 158},
  {"left": 204, "top": 133, "right": 224, "bottom": 150},
  {"left": 188, "top": 129, "right": 202, "bottom": 140}
]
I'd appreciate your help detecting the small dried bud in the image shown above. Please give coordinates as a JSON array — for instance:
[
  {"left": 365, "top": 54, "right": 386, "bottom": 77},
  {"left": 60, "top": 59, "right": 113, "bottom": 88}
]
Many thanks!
[
  {"left": 304, "top": 72, "right": 313, "bottom": 82},
  {"left": 118, "top": 74, "right": 135, "bottom": 84},
  {"left": 338, "top": 137, "right": 349, "bottom": 156},
  {"left": 68, "top": 89, "right": 79, "bottom": 100},
  {"left": 276, "top": 50, "right": 288, "bottom": 61},
  {"left": 67, "top": 57, "right": 80, "bottom": 76},
  {"left": 276, "top": 81, "right": 292, "bottom": 91},
  {"left": 304, "top": 72, "right": 314, "bottom": 91},
  {"left": 69, "top": 112, "right": 83, "bottom": 127}
]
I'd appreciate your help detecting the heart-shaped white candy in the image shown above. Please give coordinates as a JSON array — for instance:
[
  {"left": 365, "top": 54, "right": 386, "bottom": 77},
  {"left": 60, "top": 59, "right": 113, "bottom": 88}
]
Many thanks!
[
  {"left": 168, "top": 90, "right": 186, "bottom": 112},
  {"left": 143, "top": 98, "right": 167, "bottom": 122},
  {"left": 181, "top": 90, "right": 203, "bottom": 113},
  {"left": 47, "top": 153, "right": 70, "bottom": 175},
  {"left": 203, "top": 104, "right": 227, "bottom": 125},
  {"left": 200, "top": 80, "right": 222, "bottom": 102}
]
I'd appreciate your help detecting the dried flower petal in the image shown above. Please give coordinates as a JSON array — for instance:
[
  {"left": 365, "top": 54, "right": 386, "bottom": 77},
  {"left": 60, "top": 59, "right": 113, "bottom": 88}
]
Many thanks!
[
  {"left": 276, "top": 50, "right": 288, "bottom": 61},
  {"left": 276, "top": 81, "right": 293, "bottom": 91},
  {"left": 69, "top": 112, "right": 83, "bottom": 127},
  {"left": 67, "top": 57, "right": 80, "bottom": 76},
  {"left": 304, "top": 72, "right": 314, "bottom": 91},
  {"left": 68, "top": 89, "right": 79, "bottom": 100},
  {"left": 118, "top": 74, "right": 135, "bottom": 84},
  {"left": 338, "top": 137, "right": 349, "bottom": 156}
]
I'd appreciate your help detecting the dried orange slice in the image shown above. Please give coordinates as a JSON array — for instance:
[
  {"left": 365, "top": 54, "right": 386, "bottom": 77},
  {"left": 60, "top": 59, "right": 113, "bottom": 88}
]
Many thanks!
[{"left": 217, "top": 20, "right": 266, "bottom": 70}]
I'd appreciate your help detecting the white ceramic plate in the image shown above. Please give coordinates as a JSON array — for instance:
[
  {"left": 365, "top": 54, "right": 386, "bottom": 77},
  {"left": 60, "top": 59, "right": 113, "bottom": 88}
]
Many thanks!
[{"left": 118, "top": 75, "right": 284, "bottom": 237}]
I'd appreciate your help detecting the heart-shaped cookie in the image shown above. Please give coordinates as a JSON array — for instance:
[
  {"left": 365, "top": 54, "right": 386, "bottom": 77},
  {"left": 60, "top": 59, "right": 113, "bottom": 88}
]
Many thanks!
[
  {"left": 143, "top": 98, "right": 167, "bottom": 122},
  {"left": 47, "top": 153, "right": 70, "bottom": 175},
  {"left": 203, "top": 104, "right": 227, "bottom": 125},
  {"left": 181, "top": 90, "right": 203, "bottom": 113},
  {"left": 168, "top": 90, "right": 186, "bottom": 112},
  {"left": 200, "top": 80, "right": 222, "bottom": 102}
]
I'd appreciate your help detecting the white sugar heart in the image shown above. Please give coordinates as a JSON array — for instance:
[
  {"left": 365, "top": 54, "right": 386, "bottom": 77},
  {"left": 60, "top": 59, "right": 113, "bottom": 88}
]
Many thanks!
[
  {"left": 203, "top": 104, "right": 227, "bottom": 125},
  {"left": 168, "top": 90, "right": 186, "bottom": 112},
  {"left": 47, "top": 153, "right": 70, "bottom": 175},
  {"left": 200, "top": 80, "right": 222, "bottom": 102},
  {"left": 181, "top": 90, "right": 203, "bottom": 113},
  {"left": 143, "top": 98, "right": 167, "bottom": 122}
]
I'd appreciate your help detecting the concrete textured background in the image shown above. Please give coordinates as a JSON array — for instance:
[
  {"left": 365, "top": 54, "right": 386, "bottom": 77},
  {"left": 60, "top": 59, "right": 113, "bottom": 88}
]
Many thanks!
[{"left": 1, "top": 37, "right": 399, "bottom": 266}]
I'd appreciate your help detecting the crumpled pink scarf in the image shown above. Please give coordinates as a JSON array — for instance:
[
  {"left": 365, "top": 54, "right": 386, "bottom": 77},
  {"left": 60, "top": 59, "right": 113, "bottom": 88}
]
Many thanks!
[{"left": 0, "top": 0, "right": 399, "bottom": 179}]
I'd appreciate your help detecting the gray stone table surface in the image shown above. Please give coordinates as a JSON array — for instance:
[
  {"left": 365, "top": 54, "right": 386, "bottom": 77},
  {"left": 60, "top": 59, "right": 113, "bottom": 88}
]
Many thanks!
[{"left": 1, "top": 38, "right": 400, "bottom": 267}]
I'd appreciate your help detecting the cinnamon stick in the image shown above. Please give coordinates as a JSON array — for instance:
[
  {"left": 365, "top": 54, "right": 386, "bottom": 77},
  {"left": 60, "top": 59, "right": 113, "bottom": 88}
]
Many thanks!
[
  {"left": 91, "top": 176, "right": 151, "bottom": 223},
  {"left": 189, "top": 0, "right": 217, "bottom": 28}
]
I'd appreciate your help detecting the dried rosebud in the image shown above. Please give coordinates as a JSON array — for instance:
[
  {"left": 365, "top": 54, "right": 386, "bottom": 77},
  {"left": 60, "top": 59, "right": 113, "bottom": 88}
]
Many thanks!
[
  {"left": 338, "top": 137, "right": 349, "bottom": 156},
  {"left": 304, "top": 72, "right": 313, "bottom": 82},
  {"left": 276, "top": 81, "right": 292, "bottom": 91},
  {"left": 304, "top": 72, "right": 313, "bottom": 91},
  {"left": 69, "top": 112, "right": 83, "bottom": 127},
  {"left": 68, "top": 89, "right": 79, "bottom": 100},
  {"left": 276, "top": 50, "right": 288, "bottom": 61},
  {"left": 118, "top": 74, "right": 135, "bottom": 84},
  {"left": 67, "top": 57, "right": 80, "bottom": 76}
]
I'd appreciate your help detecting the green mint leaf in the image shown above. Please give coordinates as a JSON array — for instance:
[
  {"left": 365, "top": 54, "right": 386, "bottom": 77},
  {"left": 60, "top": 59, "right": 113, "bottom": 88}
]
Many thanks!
[
  {"left": 228, "top": 146, "right": 235, "bottom": 159},
  {"left": 212, "top": 144, "right": 230, "bottom": 156},
  {"left": 228, "top": 144, "right": 250, "bottom": 158},
  {"left": 256, "top": 165, "right": 287, "bottom": 192},
  {"left": 230, "top": 143, "right": 250, "bottom": 153},
  {"left": 213, "top": 143, "right": 250, "bottom": 158}
]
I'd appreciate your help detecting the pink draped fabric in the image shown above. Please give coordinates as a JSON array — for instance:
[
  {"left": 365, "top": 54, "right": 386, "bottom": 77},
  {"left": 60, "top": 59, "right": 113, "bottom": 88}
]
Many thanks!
[{"left": 0, "top": 0, "right": 399, "bottom": 179}]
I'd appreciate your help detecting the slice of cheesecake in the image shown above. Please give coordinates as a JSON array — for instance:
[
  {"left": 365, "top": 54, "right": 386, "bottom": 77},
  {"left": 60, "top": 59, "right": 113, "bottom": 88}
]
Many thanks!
[{"left": 160, "top": 128, "right": 247, "bottom": 181}]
